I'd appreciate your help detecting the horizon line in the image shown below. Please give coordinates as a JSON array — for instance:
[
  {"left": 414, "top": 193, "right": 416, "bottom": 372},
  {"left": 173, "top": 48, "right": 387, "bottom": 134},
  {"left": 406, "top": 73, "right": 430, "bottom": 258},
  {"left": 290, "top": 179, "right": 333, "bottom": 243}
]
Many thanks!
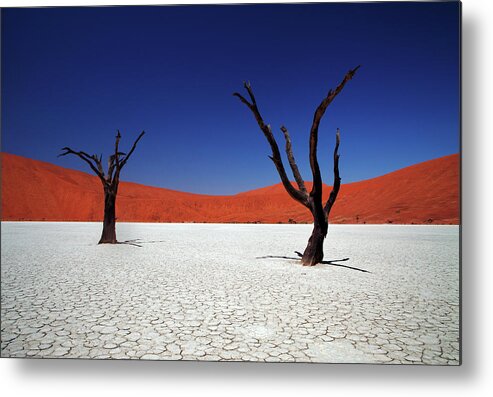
[{"left": 0, "top": 151, "right": 460, "bottom": 197}]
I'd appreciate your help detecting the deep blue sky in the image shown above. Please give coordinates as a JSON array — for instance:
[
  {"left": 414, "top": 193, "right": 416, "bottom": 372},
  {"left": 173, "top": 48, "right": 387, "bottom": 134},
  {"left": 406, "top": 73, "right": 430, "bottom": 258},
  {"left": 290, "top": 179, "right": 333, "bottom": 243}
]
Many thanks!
[{"left": 1, "top": 2, "right": 460, "bottom": 194}]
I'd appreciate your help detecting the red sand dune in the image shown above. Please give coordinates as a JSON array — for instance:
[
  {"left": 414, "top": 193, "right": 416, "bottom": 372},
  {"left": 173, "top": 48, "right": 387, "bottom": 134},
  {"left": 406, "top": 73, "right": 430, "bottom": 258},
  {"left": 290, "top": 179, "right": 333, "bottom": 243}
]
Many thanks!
[{"left": 1, "top": 152, "right": 459, "bottom": 224}]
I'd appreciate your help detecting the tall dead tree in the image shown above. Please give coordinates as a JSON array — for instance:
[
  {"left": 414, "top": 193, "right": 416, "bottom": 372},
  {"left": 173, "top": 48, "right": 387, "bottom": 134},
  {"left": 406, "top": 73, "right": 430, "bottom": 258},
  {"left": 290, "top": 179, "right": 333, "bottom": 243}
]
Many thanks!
[
  {"left": 59, "top": 130, "right": 145, "bottom": 244},
  {"left": 234, "top": 66, "right": 359, "bottom": 266}
]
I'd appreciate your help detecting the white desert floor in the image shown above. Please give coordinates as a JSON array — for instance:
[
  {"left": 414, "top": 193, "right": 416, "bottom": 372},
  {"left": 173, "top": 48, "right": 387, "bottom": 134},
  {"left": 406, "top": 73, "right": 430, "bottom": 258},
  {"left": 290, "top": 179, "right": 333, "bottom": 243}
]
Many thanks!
[{"left": 0, "top": 222, "right": 460, "bottom": 364}]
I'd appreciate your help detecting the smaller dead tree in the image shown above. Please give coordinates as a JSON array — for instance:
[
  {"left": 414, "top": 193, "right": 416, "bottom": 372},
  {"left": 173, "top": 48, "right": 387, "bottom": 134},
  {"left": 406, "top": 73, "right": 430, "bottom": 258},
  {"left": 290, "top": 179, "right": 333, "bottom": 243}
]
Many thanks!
[
  {"left": 234, "top": 66, "right": 359, "bottom": 266},
  {"left": 59, "top": 130, "right": 145, "bottom": 244}
]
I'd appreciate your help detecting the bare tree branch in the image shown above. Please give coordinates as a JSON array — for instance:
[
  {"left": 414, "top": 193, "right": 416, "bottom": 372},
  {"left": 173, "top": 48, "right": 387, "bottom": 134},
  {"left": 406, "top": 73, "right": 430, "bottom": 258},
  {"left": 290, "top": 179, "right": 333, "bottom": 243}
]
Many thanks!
[
  {"left": 59, "top": 131, "right": 144, "bottom": 189},
  {"left": 309, "top": 65, "right": 360, "bottom": 199},
  {"left": 243, "top": 81, "right": 257, "bottom": 107},
  {"left": 119, "top": 130, "right": 145, "bottom": 170},
  {"left": 58, "top": 147, "right": 105, "bottom": 183},
  {"left": 324, "top": 128, "right": 341, "bottom": 217},
  {"left": 280, "top": 125, "right": 307, "bottom": 194},
  {"left": 233, "top": 92, "right": 253, "bottom": 110},
  {"left": 107, "top": 155, "right": 114, "bottom": 182},
  {"left": 107, "top": 131, "right": 122, "bottom": 183},
  {"left": 234, "top": 83, "right": 309, "bottom": 207},
  {"left": 89, "top": 154, "right": 105, "bottom": 177},
  {"left": 114, "top": 130, "right": 122, "bottom": 170},
  {"left": 234, "top": 68, "right": 358, "bottom": 266},
  {"left": 79, "top": 150, "right": 105, "bottom": 178},
  {"left": 59, "top": 131, "right": 145, "bottom": 244}
]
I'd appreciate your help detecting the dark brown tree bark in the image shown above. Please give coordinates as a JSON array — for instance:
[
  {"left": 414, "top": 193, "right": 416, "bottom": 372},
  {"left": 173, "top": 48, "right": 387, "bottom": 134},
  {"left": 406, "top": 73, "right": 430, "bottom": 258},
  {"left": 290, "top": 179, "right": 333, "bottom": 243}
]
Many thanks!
[
  {"left": 234, "top": 67, "right": 359, "bottom": 266},
  {"left": 59, "top": 130, "right": 145, "bottom": 244},
  {"left": 100, "top": 187, "right": 117, "bottom": 244}
]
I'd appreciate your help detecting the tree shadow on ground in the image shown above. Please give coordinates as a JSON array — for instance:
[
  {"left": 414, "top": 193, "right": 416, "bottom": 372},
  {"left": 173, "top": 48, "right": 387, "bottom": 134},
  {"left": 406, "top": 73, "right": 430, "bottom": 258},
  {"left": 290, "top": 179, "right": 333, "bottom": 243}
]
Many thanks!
[
  {"left": 256, "top": 254, "right": 370, "bottom": 273},
  {"left": 117, "top": 239, "right": 166, "bottom": 248}
]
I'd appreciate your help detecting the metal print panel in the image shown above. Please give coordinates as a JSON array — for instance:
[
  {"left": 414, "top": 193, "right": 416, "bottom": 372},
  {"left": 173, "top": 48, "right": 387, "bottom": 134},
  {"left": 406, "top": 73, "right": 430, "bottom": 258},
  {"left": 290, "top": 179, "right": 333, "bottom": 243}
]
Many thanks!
[{"left": 0, "top": 1, "right": 460, "bottom": 364}]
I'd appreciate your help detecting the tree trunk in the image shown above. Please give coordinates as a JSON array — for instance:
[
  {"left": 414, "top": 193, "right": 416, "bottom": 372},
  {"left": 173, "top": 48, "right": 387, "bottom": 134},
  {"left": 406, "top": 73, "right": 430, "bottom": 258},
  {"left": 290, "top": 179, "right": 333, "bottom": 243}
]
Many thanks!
[
  {"left": 301, "top": 209, "right": 328, "bottom": 266},
  {"left": 99, "top": 189, "right": 117, "bottom": 244},
  {"left": 234, "top": 70, "right": 358, "bottom": 267}
]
